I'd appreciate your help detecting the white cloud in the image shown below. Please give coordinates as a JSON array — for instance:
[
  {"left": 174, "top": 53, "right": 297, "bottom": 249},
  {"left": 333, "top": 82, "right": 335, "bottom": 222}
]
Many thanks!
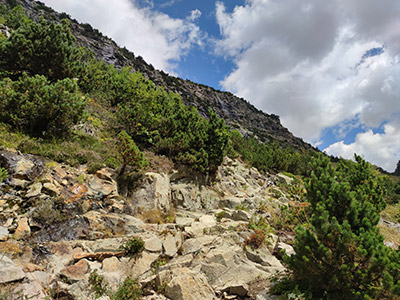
[
  {"left": 215, "top": 0, "right": 400, "bottom": 170},
  {"left": 41, "top": 0, "right": 203, "bottom": 72},
  {"left": 324, "top": 121, "right": 400, "bottom": 172},
  {"left": 188, "top": 9, "right": 202, "bottom": 22}
]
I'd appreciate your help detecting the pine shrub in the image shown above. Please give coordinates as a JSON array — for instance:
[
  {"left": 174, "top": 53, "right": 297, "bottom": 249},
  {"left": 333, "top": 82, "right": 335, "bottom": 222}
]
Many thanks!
[{"left": 280, "top": 154, "right": 399, "bottom": 299}]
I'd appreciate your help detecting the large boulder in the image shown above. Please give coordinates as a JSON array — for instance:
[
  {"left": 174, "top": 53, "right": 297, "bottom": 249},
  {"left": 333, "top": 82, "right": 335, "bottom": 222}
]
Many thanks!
[
  {"left": 156, "top": 267, "right": 215, "bottom": 300},
  {"left": 171, "top": 183, "right": 219, "bottom": 211},
  {"left": 0, "top": 151, "right": 43, "bottom": 181},
  {"left": 86, "top": 170, "right": 118, "bottom": 199},
  {"left": 199, "top": 245, "right": 272, "bottom": 290},
  {"left": 245, "top": 245, "right": 284, "bottom": 270},
  {"left": 131, "top": 172, "right": 171, "bottom": 211}
]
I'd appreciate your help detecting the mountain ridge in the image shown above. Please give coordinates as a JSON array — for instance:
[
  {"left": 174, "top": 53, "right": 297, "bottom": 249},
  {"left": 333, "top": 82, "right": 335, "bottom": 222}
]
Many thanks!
[{"left": 10, "top": 0, "right": 315, "bottom": 151}]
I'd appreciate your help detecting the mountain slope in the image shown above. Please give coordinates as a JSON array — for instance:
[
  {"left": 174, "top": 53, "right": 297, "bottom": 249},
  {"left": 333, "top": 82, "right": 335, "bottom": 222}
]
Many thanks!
[{"left": 10, "top": 0, "right": 315, "bottom": 151}]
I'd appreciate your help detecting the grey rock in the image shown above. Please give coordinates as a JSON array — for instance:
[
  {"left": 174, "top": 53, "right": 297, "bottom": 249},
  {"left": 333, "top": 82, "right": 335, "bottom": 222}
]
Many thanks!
[
  {"left": 182, "top": 236, "right": 215, "bottom": 255},
  {"left": 13, "top": 280, "right": 47, "bottom": 300},
  {"left": 0, "top": 256, "right": 25, "bottom": 284},
  {"left": 0, "top": 226, "right": 8, "bottom": 241},
  {"left": 131, "top": 252, "right": 159, "bottom": 278},
  {"left": 163, "top": 233, "right": 178, "bottom": 257},
  {"left": 156, "top": 267, "right": 215, "bottom": 300},
  {"left": 219, "top": 198, "right": 242, "bottom": 209},
  {"left": 175, "top": 216, "right": 194, "bottom": 227},
  {"left": 101, "top": 256, "right": 121, "bottom": 273},
  {"left": 131, "top": 172, "right": 171, "bottom": 211},
  {"left": 42, "top": 182, "right": 60, "bottom": 196},
  {"left": 256, "top": 290, "right": 280, "bottom": 300},
  {"left": 275, "top": 242, "right": 295, "bottom": 258},
  {"left": 221, "top": 282, "right": 249, "bottom": 297},
  {"left": 231, "top": 210, "right": 251, "bottom": 222},
  {"left": 145, "top": 235, "right": 163, "bottom": 253},
  {"left": 245, "top": 246, "right": 284, "bottom": 269},
  {"left": 25, "top": 182, "right": 42, "bottom": 198}
]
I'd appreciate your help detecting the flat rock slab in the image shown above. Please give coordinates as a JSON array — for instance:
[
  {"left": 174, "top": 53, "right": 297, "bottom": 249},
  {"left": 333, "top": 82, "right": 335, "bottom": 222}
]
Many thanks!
[
  {"left": 0, "top": 256, "right": 25, "bottom": 284},
  {"left": 145, "top": 236, "right": 163, "bottom": 252},
  {"left": 73, "top": 251, "right": 124, "bottom": 262},
  {"left": 157, "top": 267, "right": 215, "bottom": 300},
  {"left": 182, "top": 235, "right": 216, "bottom": 255}
]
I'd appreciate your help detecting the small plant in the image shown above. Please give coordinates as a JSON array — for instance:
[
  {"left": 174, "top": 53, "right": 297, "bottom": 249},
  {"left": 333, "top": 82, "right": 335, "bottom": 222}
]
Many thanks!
[
  {"left": 156, "top": 282, "right": 168, "bottom": 294},
  {"left": 269, "top": 202, "right": 310, "bottom": 232},
  {"left": 246, "top": 215, "right": 274, "bottom": 249},
  {"left": 76, "top": 174, "right": 86, "bottom": 184},
  {"left": 89, "top": 269, "right": 110, "bottom": 298},
  {"left": 235, "top": 203, "right": 248, "bottom": 211},
  {"left": 245, "top": 229, "right": 265, "bottom": 249},
  {"left": 151, "top": 256, "right": 168, "bottom": 274},
  {"left": 87, "top": 161, "right": 104, "bottom": 174},
  {"left": 271, "top": 188, "right": 282, "bottom": 199},
  {"left": 216, "top": 211, "right": 226, "bottom": 222},
  {"left": 119, "top": 236, "right": 145, "bottom": 257},
  {"left": 45, "top": 161, "right": 58, "bottom": 169},
  {"left": 0, "top": 167, "right": 7, "bottom": 183},
  {"left": 112, "top": 277, "right": 142, "bottom": 300}
]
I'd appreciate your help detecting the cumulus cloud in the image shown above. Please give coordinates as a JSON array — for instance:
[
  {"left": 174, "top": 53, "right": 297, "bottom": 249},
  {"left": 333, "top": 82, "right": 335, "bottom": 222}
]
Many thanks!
[
  {"left": 215, "top": 0, "right": 400, "bottom": 170},
  {"left": 324, "top": 120, "right": 400, "bottom": 172},
  {"left": 41, "top": 0, "right": 203, "bottom": 72}
]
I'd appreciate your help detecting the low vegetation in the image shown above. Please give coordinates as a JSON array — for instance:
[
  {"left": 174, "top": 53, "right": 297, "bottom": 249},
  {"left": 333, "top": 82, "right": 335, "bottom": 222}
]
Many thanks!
[
  {"left": 89, "top": 270, "right": 142, "bottom": 300},
  {"left": 119, "top": 236, "right": 145, "bottom": 257},
  {"left": 0, "top": 167, "right": 7, "bottom": 183}
]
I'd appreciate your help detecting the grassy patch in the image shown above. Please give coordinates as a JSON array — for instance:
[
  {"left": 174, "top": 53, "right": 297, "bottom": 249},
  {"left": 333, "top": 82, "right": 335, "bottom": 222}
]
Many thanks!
[
  {"left": 0, "top": 122, "right": 120, "bottom": 169},
  {"left": 381, "top": 204, "right": 400, "bottom": 223},
  {"left": 139, "top": 208, "right": 176, "bottom": 224}
]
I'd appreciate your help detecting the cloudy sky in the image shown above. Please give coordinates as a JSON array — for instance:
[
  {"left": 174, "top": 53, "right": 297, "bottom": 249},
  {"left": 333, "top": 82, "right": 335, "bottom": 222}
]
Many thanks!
[{"left": 41, "top": 0, "right": 400, "bottom": 172}]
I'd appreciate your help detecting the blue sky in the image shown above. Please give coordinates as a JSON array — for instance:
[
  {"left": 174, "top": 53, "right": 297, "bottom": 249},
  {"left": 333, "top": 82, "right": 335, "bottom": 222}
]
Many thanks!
[
  {"left": 150, "top": 0, "right": 242, "bottom": 89},
  {"left": 42, "top": 0, "right": 400, "bottom": 172}
]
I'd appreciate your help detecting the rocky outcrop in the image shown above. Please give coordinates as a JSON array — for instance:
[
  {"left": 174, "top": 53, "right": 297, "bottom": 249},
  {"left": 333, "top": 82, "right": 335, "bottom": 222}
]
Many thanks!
[{"left": 131, "top": 172, "right": 171, "bottom": 212}]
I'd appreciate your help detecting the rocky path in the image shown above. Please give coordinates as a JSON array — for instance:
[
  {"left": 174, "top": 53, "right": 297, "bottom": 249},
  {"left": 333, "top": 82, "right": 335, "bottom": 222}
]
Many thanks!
[{"left": 0, "top": 151, "right": 296, "bottom": 300}]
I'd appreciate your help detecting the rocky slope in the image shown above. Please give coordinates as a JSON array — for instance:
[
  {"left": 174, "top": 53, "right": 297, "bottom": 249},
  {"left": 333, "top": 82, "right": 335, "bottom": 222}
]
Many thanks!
[
  {"left": 6, "top": 0, "right": 314, "bottom": 151},
  {"left": 0, "top": 149, "right": 301, "bottom": 300}
]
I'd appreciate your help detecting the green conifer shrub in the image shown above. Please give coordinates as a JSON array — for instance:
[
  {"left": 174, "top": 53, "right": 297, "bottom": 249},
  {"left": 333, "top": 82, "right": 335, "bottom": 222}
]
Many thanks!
[
  {"left": 0, "top": 8, "right": 84, "bottom": 81},
  {"left": 279, "top": 154, "right": 399, "bottom": 299},
  {"left": 116, "top": 130, "right": 148, "bottom": 174},
  {"left": 205, "top": 109, "right": 230, "bottom": 176},
  {"left": 0, "top": 74, "right": 85, "bottom": 137}
]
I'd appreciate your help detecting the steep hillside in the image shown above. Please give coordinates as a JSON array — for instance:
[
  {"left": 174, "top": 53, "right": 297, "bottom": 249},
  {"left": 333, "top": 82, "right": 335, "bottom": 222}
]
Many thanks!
[{"left": 8, "top": 0, "right": 314, "bottom": 151}]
